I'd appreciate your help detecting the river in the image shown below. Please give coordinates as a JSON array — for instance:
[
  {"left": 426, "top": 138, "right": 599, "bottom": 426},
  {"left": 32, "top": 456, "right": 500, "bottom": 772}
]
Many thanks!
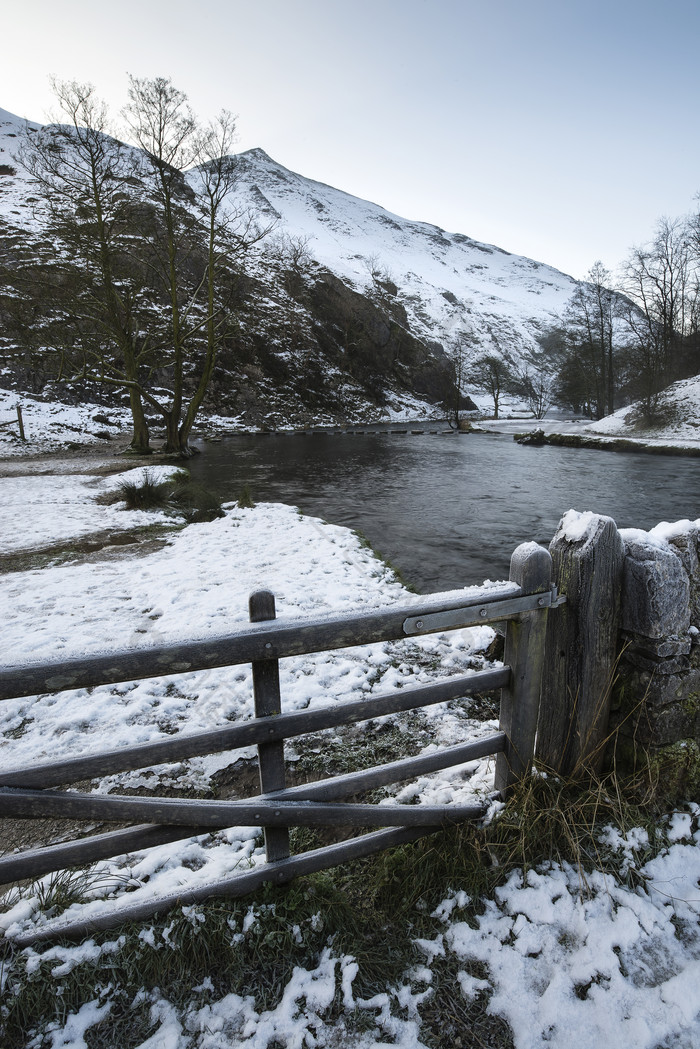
[{"left": 189, "top": 430, "right": 700, "bottom": 593}]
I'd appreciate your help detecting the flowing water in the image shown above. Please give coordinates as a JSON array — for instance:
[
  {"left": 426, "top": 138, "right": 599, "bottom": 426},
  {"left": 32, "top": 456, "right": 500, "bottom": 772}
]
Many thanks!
[{"left": 189, "top": 430, "right": 700, "bottom": 593}]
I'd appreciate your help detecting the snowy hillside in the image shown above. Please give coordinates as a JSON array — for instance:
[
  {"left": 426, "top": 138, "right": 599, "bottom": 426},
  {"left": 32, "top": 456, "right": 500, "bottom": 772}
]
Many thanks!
[
  {"left": 219, "top": 147, "right": 578, "bottom": 364},
  {"left": 0, "top": 105, "right": 581, "bottom": 426},
  {"left": 588, "top": 375, "right": 700, "bottom": 443}
]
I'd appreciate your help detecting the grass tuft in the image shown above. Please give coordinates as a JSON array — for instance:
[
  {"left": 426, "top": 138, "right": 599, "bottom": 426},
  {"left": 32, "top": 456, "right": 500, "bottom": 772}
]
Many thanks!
[
  {"left": 117, "top": 469, "right": 175, "bottom": 510},
  {"left": 116, "top": 469, "right": 224, "bottom": 522},
  {"left": 237, "top": 483, "right": 255, "bottom": 509}
]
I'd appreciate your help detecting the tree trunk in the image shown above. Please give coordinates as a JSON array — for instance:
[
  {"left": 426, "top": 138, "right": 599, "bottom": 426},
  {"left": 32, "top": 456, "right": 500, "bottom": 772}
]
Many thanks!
[
  {"left": 163, "top": 409, "right": 195, "bottom": 457},
  {"left": 128, "top": 389, "right": 151, "bottom": 453},
  {"left": 163, "top": 410, "right": 184, "bottom": 455}
]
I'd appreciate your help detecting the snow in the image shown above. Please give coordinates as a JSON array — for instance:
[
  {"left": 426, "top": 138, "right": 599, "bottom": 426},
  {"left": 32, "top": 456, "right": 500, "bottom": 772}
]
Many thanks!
[
  {"left": 227, "top": 147, "right": 578, "bottom": 369},
  {"left": 0, "top": 387, "right": 132, "bottom": 456},
  {"left": 588, "top": 376, "right": 700, "bottom": 443},
  {"left": 559, "top": 509, "right": 599, "bottom": 543},
  {"left": 437, "top": 834, "right": 700, "bottom": 1049},
  {"left": 0, "top": 465, "right": 180, "bottom": 553},
  {"left": 0, "top": 466, "right": 500, "bottom": 941},
  {"left": 2, "top": 457, "right": 700, "bottom": 1046}
]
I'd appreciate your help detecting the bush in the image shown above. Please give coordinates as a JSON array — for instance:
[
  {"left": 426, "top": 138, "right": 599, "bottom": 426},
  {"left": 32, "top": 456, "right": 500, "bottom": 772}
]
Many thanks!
[
  {"left": 117, "top": 470, "right": 174, "bottom": 510},
  {"left": 168, "top": 480, "right": 225, "bottom": 522},
  {"left": 118, "top": 469, "right": 224, "bottom": 521},
  {"left": 238, "top": 483, "right": 255, "bottom": 509}
]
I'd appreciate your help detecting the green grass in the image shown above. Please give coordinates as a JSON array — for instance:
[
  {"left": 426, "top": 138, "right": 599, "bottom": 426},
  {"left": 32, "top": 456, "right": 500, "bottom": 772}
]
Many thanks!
[{"left": 237, "top": 483, "right": 255, "bottom": 509}]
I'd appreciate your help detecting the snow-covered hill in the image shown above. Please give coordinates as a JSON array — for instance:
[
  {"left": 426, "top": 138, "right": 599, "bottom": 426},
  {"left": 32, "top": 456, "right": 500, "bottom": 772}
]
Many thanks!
[
  {"left": 218, "top": 146, "right": 578, "bottom": 365},
  {"left": 588, "top": 375, "right": 700, "bottom": 443},
  {"left": 0, "top": 105, "right": 581, "bottom": 425}
]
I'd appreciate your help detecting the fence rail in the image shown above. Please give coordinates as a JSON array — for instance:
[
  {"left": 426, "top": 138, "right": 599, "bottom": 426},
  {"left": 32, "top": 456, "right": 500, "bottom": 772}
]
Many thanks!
[{"left": 0, "top": 541, "right": 559, "bottom": 945}]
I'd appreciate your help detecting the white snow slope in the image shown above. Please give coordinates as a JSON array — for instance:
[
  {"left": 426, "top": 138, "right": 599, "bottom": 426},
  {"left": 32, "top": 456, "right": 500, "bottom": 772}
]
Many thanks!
[
  {"left": 588, "top": 374, "right": 700, "bottom": 443},
  {"left": 226, "top": 146, "right": 578, "bottom": 363},
  {"left": 0, "top": 105, "right": 578, "bottom": 373}
]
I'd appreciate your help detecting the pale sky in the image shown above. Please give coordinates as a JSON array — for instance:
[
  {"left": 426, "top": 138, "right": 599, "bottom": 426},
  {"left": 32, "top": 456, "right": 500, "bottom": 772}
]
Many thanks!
[{"left": 2, "top": 0, "right": 699, "bottom": 279}]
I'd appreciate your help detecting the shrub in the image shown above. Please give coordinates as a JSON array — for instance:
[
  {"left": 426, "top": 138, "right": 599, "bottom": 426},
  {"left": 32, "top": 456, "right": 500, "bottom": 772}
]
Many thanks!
[
  {"left": 117, "top": 469, "right": 174, "bottom": 510},
  {"left": 118, "top": 469, "right": 224, "bottom": 521},
  {"left": 238, "top": 483, "right": 255, "bottom": 509},
  {"left": 168, "top": 480, "right": 225, "bottom": 523}
]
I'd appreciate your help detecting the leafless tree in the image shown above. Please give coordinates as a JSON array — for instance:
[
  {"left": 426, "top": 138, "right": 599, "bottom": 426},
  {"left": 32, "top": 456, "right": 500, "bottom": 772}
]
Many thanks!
[
  {"left": 470, "top": 353, "right": 515, "bottom": 419},
  {"left": 620, "top": 217, "right": 697, "bottom": 419},
  {"left": 15, "top": 76, "right": 272, "bottom": 455},
  {"left": 521, "top": 366, "right": 555, "bottom": 419},
  {"left": 17, "top": 79, "right": 156, "bottom": 449}
]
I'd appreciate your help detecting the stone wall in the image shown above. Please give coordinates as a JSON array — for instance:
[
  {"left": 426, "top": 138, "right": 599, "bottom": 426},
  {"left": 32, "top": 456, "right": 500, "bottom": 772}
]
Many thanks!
[{"left": 610, "top": 519, "right": 700, "bottom": 796}]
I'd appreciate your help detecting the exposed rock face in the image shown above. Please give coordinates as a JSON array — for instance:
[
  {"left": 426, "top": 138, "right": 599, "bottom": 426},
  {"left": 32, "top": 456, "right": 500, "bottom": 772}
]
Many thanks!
[{"left": 308, "top": 271, "right": 457, "bottom": 407}]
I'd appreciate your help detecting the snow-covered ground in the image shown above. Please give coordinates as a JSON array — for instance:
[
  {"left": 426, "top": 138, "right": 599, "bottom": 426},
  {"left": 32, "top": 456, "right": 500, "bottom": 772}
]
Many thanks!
[
  {"left": 2, "top": 458, "right": 700, "bottom": 1047},
  {"left": 479, "top": 380, "right": 700, "bottom": 449},
  {"left": 587, "top": 375, "right": 700, "bottom": 445},
  {"left": 0, "top": 468, "right": 500, "bottom": 937}
]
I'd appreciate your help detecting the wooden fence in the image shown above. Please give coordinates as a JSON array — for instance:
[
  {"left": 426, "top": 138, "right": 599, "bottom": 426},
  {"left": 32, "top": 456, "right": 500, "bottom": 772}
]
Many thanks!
[
  {"left": 0, "top": 404, "right": 25, "bottom": 440},
  {"left": 0, "top": 541, "right": 561, "bottom": 944}
]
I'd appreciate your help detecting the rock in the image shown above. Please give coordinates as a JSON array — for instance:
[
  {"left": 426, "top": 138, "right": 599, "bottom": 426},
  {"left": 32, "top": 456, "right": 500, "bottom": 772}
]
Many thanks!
[
  {"left": 516, "top": 428, "right": 546, "bottom": 445},
  {"left": 621, "top": 536, "right": 690, "bottom": 638},
  {"left": 665, "top": 526, "right": 700, "bottom": 630}
]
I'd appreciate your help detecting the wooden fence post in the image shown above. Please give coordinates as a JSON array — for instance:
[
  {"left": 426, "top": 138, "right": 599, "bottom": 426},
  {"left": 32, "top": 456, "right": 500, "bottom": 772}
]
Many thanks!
[
  {"left": 535, "top": 513, "right": 624, "bottom": 777},
  {"left": 16, "top": 404, "right": 25, "bottom": 441},
  {"left": 249, "top": 589, "right": 290, "bottom": 862},
  {"left": 494, "top": 542, "right": 553, "bottom": 793}
]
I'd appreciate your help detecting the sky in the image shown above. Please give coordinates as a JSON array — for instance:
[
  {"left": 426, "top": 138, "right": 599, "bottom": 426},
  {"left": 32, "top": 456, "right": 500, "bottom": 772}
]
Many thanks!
[{"left": 1, "top": 0, "right": 699, "bottom": 280}]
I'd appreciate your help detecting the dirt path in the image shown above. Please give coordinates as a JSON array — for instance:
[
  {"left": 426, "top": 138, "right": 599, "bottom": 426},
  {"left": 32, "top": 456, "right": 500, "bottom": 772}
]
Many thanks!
[{"left": 0, "top": 435, "right": 176, "bottom": 478}]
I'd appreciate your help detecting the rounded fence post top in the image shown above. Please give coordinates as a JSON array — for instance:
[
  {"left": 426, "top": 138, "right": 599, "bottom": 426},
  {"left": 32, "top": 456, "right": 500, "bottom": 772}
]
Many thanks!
[
  {"left": 249, "top": 590, "right": 276, "bottom": 621},
  {"left": 509, "top": 542, "right": 552, "bottom": 590}
]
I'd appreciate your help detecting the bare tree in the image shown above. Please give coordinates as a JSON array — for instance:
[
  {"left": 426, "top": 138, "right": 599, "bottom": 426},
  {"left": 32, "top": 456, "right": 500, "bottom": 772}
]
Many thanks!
[
  {"left": 615, "top": 215, "right": 700, "bottom": 421},
  {"left": 471, "top": 353, "right": 515, "bottom": 419},
  {"left": 444, "top": 337, "right": 473, "bottom": 428},
  {"left": 123, "top": 76, "right": 273, "bottom": 453},
  {"left": 557, "top": 262, "right": 617, "bottom": 419},
  {"left": 15, "top": 76, "right": 272, "bottom": 455},
  {"left": 521, "top": 365, "right": 555, "bottom": 419},
  {"left": 17, "top": 80, "right": 155, "bottom": 450}
]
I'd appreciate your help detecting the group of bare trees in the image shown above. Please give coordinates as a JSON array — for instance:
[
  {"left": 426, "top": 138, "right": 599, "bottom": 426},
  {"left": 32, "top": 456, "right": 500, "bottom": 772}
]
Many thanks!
[
  {"left": 446, "top": 337, "right": 555, "bottom": 426},
  {"left": 1, "top": 77, "right": 270, "bottom": 454},
  {"left": 551, "top": 215, "right": 700, "bottom": 421},
  {"left": 448, "top": 208, "right": 700, "bottom": 425}
]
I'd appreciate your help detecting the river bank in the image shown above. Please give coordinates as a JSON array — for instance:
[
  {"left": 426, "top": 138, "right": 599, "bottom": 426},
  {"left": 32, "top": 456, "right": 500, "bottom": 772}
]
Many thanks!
[
  {"left": 512, "top": 428, "right": 700, "bottom": 457},
  {"left": 3, "top": 460, "right": 700, "bottom": 1046},
  {"left": 4, "top": 380, "right": 700, "bottom": 466}
]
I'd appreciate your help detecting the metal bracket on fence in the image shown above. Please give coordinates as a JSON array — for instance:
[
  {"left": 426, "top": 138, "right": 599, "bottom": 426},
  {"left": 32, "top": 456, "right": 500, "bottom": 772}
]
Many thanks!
[{"left": 402, "top": 586, "right": 564, "bottom": 635}]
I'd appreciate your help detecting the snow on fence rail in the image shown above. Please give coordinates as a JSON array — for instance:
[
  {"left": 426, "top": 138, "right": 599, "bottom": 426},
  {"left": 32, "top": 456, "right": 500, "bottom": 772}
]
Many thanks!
[{"left": 0, "top": 542, "right": 560, "bottom": 944}]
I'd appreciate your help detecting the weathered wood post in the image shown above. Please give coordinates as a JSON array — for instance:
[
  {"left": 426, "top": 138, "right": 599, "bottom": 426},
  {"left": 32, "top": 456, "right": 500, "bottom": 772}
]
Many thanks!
[
  {"left": 495, "top": 542, "right": 553, "bottom": 793},
  {"left": 249, "top": 589, "right": 290, "bottom": 862},
  {"left": 536, "top": 512, "right": 624, "bottom": 777},
  {"left": 16, "top": 404, "right": 25, "bottom": 441}
]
